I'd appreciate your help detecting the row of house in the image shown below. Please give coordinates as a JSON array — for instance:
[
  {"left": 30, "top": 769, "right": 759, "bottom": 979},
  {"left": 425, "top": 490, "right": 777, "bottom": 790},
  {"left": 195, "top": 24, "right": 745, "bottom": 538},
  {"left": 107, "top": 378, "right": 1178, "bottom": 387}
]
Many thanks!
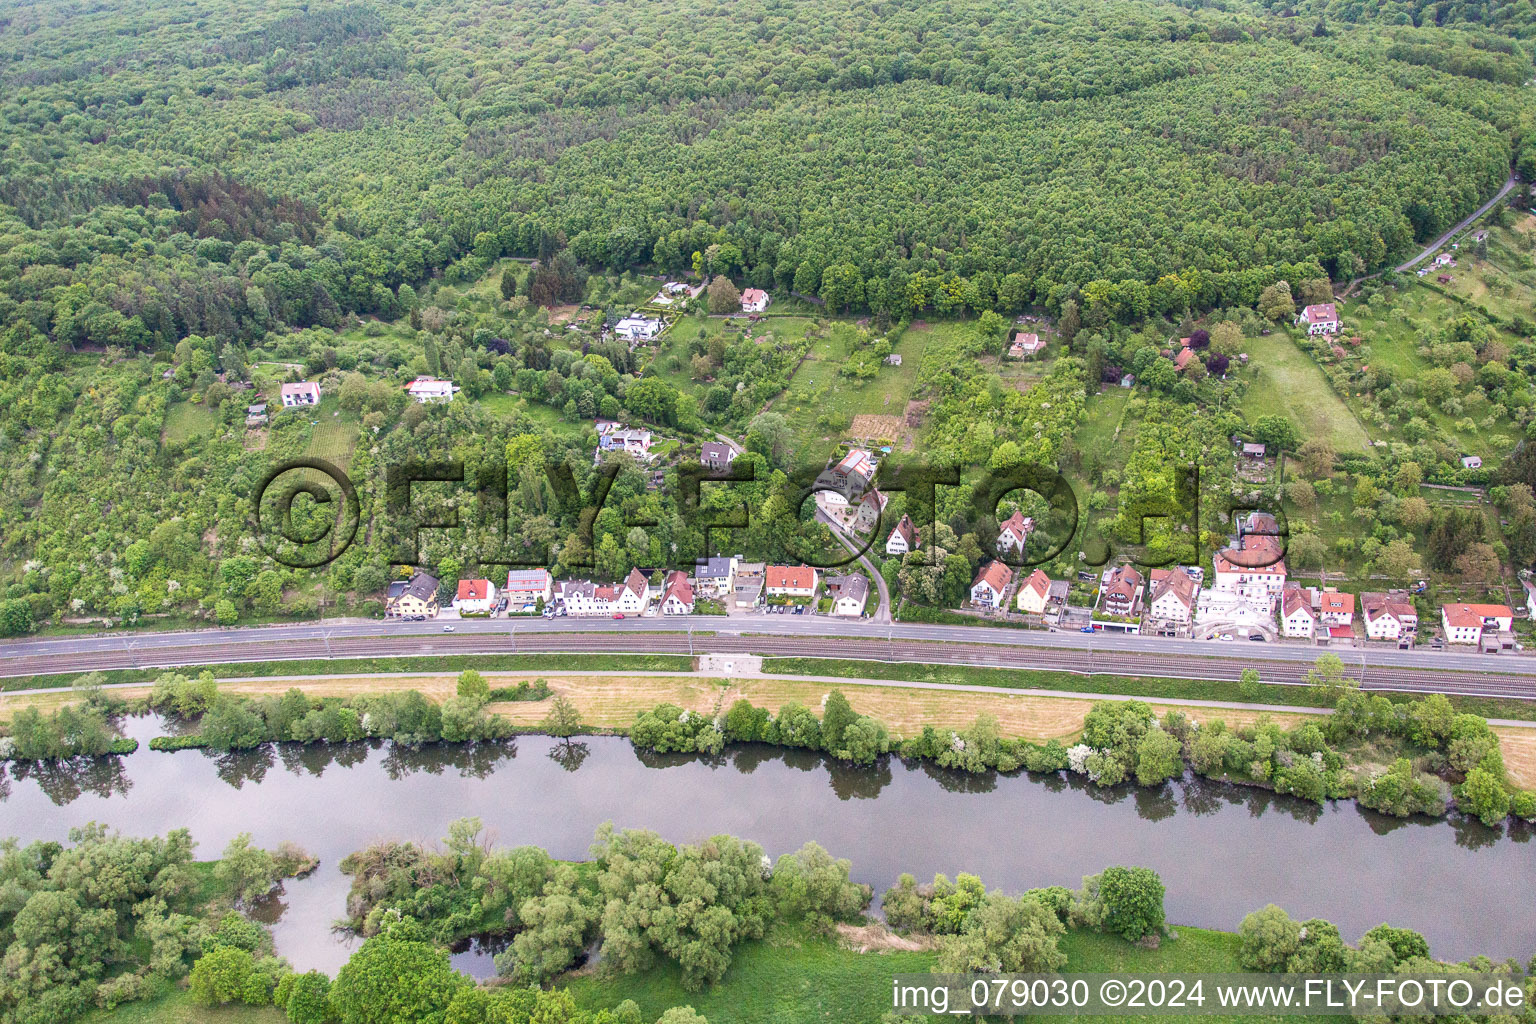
[{"left": 384, "top": 559, "right": 873, "bottom": 620}]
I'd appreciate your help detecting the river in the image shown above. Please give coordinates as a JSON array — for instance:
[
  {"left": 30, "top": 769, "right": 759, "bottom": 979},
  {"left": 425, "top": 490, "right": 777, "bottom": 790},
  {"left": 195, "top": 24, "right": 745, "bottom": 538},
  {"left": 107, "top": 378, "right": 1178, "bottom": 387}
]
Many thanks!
[{"left": 1, "top": 715, "right": 1531, "bottom": 975}]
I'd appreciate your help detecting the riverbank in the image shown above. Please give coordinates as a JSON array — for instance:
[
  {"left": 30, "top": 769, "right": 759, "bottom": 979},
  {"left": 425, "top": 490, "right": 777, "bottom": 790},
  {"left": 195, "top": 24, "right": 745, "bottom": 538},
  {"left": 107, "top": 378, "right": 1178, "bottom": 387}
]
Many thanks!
[{"left": 6, "top": 670, "right": 1536, "bottom": 790}]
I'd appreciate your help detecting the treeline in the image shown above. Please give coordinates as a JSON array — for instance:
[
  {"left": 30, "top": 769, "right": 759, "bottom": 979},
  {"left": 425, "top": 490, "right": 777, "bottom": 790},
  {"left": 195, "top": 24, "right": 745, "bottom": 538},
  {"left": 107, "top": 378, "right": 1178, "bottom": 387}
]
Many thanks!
[
  {"left": 0, "top": 825, "right": 312, "bottom": 1024},
  {"left": 143, "top": 670, "right": 511, "bottom": 751},
  {"left": 629, "top": 681, "right": 1536, "bottom": 827},
  {"left": 341, "top": 819, "right": 869, "bottom": 991}
]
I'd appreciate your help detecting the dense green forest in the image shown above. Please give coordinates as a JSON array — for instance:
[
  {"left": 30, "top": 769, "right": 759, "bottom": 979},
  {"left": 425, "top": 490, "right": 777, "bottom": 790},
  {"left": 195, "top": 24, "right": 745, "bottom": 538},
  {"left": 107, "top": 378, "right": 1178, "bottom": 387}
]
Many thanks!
[{"left": 0, "top": 0, "right": 1533, "bottom": 630}]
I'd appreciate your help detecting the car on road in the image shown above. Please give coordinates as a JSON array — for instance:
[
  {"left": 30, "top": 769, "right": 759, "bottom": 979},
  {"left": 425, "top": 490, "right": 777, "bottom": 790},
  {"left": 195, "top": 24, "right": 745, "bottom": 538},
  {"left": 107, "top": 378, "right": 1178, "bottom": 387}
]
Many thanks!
[
  {"left": 442, "top": 625, "right": 455, "bottom": 632},
  {"left": 1079, "top": 626, "right": 1094, "bottom": 633},
  {"left": 1219, "top": 634, "right": 1234, "bottom": 641},
  {"left": 612, "top": 613, "right": 625, "bottom": 620}
]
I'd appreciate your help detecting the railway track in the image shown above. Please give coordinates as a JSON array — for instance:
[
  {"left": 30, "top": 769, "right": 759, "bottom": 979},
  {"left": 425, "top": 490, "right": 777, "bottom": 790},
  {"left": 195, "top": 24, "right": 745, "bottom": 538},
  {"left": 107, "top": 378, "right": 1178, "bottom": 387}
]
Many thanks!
[{"left": 5, "top": 631, "right": 1534, "bottom": 702}]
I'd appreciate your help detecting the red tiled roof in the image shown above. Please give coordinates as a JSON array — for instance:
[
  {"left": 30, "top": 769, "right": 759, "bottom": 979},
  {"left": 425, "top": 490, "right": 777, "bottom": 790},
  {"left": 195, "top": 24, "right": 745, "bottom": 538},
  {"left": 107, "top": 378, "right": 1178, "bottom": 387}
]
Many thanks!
[
  {"left": 972, "top": 560, "right": 1014, "bottom": 594},
  {"left": 767, "top": 565, "right": 817, "bottom": 590},
  {"left": 1319, "top": 591, "right": 1354, "bottom": 616},
  {"left": 1302, "top": 303, "right": 1338, "bottom": 323},
  {"left": 1442, "top": 603, "right": 1513, "bottom": 629},
  {"left": 889, "top": 514, "right": 918, "bottom": 547},
  {"left": 456, "top": 579, "right": 491, "bottom": 601},
  {"left": 1023, "top": 569, "right": 1052, "bottom": 598}
]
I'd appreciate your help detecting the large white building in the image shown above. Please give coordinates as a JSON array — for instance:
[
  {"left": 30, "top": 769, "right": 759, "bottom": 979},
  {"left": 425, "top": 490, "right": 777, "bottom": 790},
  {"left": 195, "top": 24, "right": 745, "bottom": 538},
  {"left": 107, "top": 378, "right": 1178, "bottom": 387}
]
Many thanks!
[
  {"left": 1296, "top": 303, "right": 1339, "bottom": 336},
  {"left": 280, "top": 381, "right": 321, "bottom": 407},
  {"left": 504, "top": 569, "right": 553, "bottom": 609},
  {"left": 406, "top": 378, "right": 458, "bottom": 403},
  {"left": 1362, "top": 591, "right": 1417, "bottom": 642},
  {"left": 1441, "top": 603, "right": 1514, "bottom": 645},
  {"left": 614, "top": 317, "right": 662, "bottom": 343}
]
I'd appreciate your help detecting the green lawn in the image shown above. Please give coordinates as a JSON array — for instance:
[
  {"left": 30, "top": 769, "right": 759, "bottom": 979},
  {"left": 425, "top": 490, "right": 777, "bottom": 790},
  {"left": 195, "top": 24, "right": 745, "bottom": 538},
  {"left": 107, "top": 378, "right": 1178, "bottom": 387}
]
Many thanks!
[
  {"left": 161, "top": 401, "right": 221, "bottom": 444},
  {"left": 565, "top": 922, "right": 1343, "bottom": 1024},
  {"left": 1238, "top": 333, "right": 1370, "bottom": 453},
  {"left": 87, "top": 986, "right": 283, "bottom": 1024}
]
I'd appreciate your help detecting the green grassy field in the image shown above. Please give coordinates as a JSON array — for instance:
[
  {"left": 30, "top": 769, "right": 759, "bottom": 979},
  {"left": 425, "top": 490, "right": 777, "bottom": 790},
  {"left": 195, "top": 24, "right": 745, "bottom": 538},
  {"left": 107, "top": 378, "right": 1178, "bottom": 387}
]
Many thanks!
[
  {"left": 161, "top": 401, "right": 221, "bottom": 444},
  {"left": 565, "top": 921, "right": 1339, "bottom": 1024},
  {"left": 1238, "top": 333, "right": 1370, "bottom": 453}
]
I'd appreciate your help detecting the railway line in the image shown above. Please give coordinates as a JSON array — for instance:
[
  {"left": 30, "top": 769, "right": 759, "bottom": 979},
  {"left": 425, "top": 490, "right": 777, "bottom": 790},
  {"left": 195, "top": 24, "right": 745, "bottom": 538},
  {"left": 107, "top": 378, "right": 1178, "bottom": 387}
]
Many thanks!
[{"left": 5, "top": 628, "right": 1534, "bottom": 703}]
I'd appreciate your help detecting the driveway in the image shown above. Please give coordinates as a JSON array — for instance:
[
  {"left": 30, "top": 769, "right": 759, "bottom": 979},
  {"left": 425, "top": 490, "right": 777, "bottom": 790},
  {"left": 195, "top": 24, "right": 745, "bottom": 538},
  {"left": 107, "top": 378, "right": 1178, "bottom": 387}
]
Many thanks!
[{"left": 814, "top": 509, "right": 892, "bottom": 623}]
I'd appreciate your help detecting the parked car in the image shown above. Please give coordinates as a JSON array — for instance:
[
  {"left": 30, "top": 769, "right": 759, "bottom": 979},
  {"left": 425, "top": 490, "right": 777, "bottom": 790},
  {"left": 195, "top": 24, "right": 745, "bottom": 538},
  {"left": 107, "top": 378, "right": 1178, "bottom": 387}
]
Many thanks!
[
  {"left": 1079, "top": 626, "right": 1094, "bottom": 633},
  {"left": 1248, "top": 634, "right": 1266, "bottom": 641},
  {"left": 612, "top": 613, "right": 625, "bottom": 620}
]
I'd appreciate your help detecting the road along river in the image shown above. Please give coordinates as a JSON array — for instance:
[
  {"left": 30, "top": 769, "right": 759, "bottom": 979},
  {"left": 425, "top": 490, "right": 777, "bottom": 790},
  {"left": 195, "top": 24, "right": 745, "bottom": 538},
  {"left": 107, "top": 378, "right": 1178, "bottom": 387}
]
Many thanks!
[{"left": 3, "top": 715, "right": 1532, "bottom": 975}]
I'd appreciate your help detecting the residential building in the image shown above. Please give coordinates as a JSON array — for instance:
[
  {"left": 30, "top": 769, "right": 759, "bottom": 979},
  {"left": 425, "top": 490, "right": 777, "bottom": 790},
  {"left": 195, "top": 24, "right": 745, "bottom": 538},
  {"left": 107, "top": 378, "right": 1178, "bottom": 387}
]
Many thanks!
[
  {"left": 245, "top": 403, "right": 268, "bottom": 426},
  {"left": 1318, "top": 590, "right": 1355, "bottom": 629},
  {"left": 1097, "top": 565, "right": 1144, "bottom": 618},
  {"left": 694, "top": 556, "right": 737, "bottom": 597},
  {"left": 1241, "top": 443, "right": 1266, "bottom": 460},
  {"left": 386, "top": 571, "right": 440, "bottom": 618},
  {"left": 886, "top": 514, "right": 919, "bottom": 556},
  {"left": 700, "top": 442, "right": 736, "bottom": 471},
  {"left": 854, "top": 489, "right": 887, "bottom": 532},
  {"left": 1281, "top": 584, "right": 1318, "bottom": 639},
  {"left": 406, "top": 378, "right": 458, "bottom": 403},
  {"left": 1016, "top": 569, "right": 1054, "bottom": 615},
  {"left": 616, "top": 568, "right": 650, "bottom": 614},
  {"left": 1297, "top": 303, "right": 1340, "bottom": 335},
  {"left": 280, "top": 381, "right": 322, "bottom": 407},
  {"left": 1174, "top": 347, "right": 1195, "bottom": 371},
  {"left": 614, "top": 317, "right": 662, "bottom": 343},
  {"left": 995, "top": 510, "right": 1034, "bottom": 557},
  {"left": 597, "top": 424, "right": 654, "bottom": 457},
  {"left": 970, "top": 560, "right": 1014, "bottom": 609},
  {"left": 452, "top": 579, "right": 498, "bottom": 615},
  {"left": 1213, "top": 515, "right": 1287, "bottom": 603},
  {"left": 1441, "top": 603, "right": 1515, "bottom": 645},
  {"left": 558, "top": 580, "right": 627, "bottom": 617},
  {"left": 1362, "top": 591, "right": 1418, "bottom": 641},
  {"left": 1147, "top": 568, "right": 1197, "bottom": 625},
  {"left": 504, "top": 569, "right": 553, "bottom": 609},
  {"left": 1461, "top": 455, "right": 1483, "bottom": 470},
  {"left": 829, "top": 448, "right": 876, "bottom": 494},
  {"left": 659, "top": 571, "right": 695, "bottom": 615},
  {"left": 766, "top": 564, "right": 819, "bottom": 599},
  {"left": 740, "top": 288, "right": 771, "bottom": 313},
  {"left": 825, "top": 575, "right": 870, "bottom": 617},
  {"left": 1009, "top": 331, "right": 1046, "bottom": 358}
]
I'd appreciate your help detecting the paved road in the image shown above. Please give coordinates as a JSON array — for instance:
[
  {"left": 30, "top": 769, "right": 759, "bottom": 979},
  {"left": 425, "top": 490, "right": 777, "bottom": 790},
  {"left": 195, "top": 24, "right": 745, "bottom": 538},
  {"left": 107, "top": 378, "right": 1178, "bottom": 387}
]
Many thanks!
[
  {"left": 816, "top": 508, "right": 892, "bottom": 623},
  {"left": 1396, "top": 175, "right": 1516, "bottom": 272},
  {"left": 3, "top": 616, "right": 1535, "bottom": 700}
]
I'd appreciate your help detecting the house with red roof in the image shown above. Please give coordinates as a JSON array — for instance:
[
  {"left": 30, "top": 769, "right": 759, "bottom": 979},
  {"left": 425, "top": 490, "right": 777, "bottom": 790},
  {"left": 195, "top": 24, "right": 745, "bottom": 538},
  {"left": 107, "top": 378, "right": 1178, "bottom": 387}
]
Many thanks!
[
  {"left": 452, "top": 578, "right": 498, "bottom": 615},
  {"left": 740, "top": 288, "right": 771, "bottom": 313},
  {"left": 1297, "top": 303, "right": 1339, "bottom": 335},
  {"left": 1441, "top": 603, "right": 1514, "bottom": 646},
  {"left": 969, "top": 560, "right": 1014, "bottom": 609}
]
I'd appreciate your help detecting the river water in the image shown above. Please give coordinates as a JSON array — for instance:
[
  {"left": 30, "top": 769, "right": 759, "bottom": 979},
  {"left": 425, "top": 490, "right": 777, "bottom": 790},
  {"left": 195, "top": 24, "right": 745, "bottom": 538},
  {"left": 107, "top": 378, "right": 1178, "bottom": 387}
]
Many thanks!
[{"left": 1, "top": 715, "right": 1531, "bottom": 974}]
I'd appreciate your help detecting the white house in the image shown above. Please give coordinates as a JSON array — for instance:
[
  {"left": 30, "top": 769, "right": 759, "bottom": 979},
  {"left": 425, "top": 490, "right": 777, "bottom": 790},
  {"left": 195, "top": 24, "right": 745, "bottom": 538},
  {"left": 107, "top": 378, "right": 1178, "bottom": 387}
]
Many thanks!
[
  {"left": 1147, "top": 568, "right": 1197, "bottom": 625},
  {"left": 406, "top": 378, "right": 458, "bottom": 403},
  {"left": 597, "top": 424, "right": 654, "bottom": 457},
  {"left": 557, "top": 580, "right": 620, "bottom": 617},
  {"left": 886, "top": 514, "right": 918, "bottom": 556},
  {"left": 452, "top": 578, "right": 498, "bottom": 615},
  {"left": 1296, "top": 303, "right": 1339, "bottom": 336},
  {"left": 766, "top": 564, "right": 819, "bottom": 599},
  {"left": 1016, "top": 569, "right": 1054, "bottom": 615},
  {"left": 1461, "top": 455, "right": 1482, "bottom": 470},
  {"left": 1213, "top": 546, "right": 1287, "bottom": 603},
  {"left": 504, "top": 569, "right": 553, "bottom": 609},
  {"left": 826, "top": 575, "right": 869, "bottom": 617},
  {"left": 740, "top": 288, "right": 771, "bottom": 313},
  {"left": 659, "top": 571, "right": 695, "bottom": 615},
  {"left": 694, "top": 556, "right": 737, "bottom": 597},
  {"left": 1281, "top": 584, "right": 1318, "bottom": 639},
  {"left": 1318, "top": 590, "right": 1354, "bottom": 629},
  {"left": 616, "top": 568, "right": 650, "bottom": 614},
  {"left": 614, "top": 317, "right": 662, "bottom": 343},
  {"left": 970, "top": 560, "right": 1014, "bottom": 609},
  {"left": 1362, "top": 591, "right": 1417, "bottom": 641},
  {"left": 995, "top": 510, "right": 1034, "bottom": 557},
  {"left": 280, "top": 381, "right": 322, "bottom": 407},
  {"left": 1441, "top": 603, "right": 1514, "bottom": 645},
  {"left": 700, "top": 441, "right": 736, "bottom": 471}
]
